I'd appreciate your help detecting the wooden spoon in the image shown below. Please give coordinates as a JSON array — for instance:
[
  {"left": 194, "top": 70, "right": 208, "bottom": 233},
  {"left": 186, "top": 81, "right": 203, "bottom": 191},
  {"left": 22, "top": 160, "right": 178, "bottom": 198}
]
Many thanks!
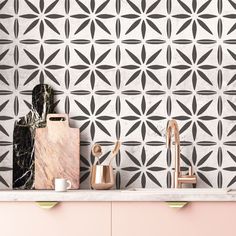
[
  {"left": 109, "top": 141, "right": 121, "bottom": 165},
  {"left": 92, "top": 144, "right": 102, "bottom": 165}
]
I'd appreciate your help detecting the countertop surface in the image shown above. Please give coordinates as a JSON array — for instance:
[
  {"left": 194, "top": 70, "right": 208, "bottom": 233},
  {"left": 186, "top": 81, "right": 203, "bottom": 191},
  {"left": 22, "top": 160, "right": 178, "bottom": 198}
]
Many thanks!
[{"left": 0, "top": 189, "right": 236, "bottom": 201}]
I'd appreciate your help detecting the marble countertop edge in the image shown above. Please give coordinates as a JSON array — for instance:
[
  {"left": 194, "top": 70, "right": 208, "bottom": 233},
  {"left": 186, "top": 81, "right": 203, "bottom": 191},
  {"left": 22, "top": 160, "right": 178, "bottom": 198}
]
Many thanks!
[{"left": 0, "top": 189, "right": 236, "bottom": 202}]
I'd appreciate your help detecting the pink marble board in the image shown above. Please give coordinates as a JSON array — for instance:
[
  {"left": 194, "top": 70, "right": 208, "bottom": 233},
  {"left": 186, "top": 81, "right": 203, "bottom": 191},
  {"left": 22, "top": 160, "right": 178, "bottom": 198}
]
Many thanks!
[{"left": 35, "top": 114, "right": 80, "bottom": 189}]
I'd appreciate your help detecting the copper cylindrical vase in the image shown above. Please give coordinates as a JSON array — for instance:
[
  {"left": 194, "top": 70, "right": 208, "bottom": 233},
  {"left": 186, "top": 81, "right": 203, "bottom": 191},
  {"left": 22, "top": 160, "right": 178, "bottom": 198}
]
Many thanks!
[{"left": 90, "top": 165, "right": 114, "bottom": 190}]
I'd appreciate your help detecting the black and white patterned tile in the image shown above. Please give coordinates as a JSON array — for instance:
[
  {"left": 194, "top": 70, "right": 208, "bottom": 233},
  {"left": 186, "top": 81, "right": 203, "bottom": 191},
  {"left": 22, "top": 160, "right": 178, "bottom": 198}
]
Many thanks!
[{"left": 0, "top": 0, "right": 236, "bottom": 189}]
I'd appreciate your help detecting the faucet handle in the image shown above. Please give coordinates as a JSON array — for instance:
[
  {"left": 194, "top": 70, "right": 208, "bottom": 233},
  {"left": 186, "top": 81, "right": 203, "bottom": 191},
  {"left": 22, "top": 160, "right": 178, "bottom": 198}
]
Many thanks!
[{"left": 188, "top": 166, "right": 193, "bottom": 176}]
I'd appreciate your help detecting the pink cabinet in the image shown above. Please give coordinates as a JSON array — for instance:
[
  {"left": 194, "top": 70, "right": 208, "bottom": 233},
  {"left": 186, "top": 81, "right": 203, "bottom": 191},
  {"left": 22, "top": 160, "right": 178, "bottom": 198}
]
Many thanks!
[
  {"left": 1, "top": 201, "right": 236, "bottom": 236},
  {"left": 112, "top": 202, "right": 236, "bottom": 236},
  {"left": 0, "top": 202, "right": 111, "bottom": 236}
]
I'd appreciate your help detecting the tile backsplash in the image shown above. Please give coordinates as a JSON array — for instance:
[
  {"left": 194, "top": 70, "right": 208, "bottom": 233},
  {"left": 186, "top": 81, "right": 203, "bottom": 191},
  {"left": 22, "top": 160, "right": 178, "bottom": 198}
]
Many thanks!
[{"left": 0, "top": 0, "right": 236, "bottom": 189}]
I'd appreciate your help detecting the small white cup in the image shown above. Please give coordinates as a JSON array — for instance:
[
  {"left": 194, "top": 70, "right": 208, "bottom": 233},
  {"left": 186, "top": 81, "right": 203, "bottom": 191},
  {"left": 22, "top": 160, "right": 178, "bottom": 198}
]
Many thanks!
[{"left": 54, "top": 178, "right": 72, "bottom": 192}]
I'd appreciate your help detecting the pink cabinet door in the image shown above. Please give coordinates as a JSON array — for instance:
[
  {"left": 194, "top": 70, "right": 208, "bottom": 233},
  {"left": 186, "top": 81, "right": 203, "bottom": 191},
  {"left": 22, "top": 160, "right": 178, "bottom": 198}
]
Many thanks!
[
  {"left": 112, "top": 202, "right": 236, "bottom": 236},
  {"left": 0, "top": 202, "right": 111, "bottom": 236}
]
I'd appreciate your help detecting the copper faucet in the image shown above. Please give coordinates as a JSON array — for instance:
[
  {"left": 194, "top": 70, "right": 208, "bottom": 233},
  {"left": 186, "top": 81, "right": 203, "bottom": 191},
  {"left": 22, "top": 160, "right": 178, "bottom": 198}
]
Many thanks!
[{"left": 166, "top": 119, "right": 197, "bottom": 188}]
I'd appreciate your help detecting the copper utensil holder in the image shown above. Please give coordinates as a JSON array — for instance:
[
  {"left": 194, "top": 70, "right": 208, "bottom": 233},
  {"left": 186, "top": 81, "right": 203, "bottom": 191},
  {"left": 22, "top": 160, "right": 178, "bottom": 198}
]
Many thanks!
[{"left": 90, "top": 165, "right": 114, "bottom": 190}]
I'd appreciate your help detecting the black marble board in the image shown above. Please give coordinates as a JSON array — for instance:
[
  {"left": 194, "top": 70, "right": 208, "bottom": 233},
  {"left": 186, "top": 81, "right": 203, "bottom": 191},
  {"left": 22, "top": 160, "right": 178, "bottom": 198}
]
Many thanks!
[{"left": 13, "top": 84, "right": 54, "bottom": 189}]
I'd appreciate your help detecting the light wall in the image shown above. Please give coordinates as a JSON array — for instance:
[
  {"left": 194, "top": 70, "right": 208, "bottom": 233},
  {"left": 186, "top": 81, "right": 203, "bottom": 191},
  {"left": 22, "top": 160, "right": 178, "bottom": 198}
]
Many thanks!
[{"left": 0, "top": 0, "right": 236, "bottom": 189}]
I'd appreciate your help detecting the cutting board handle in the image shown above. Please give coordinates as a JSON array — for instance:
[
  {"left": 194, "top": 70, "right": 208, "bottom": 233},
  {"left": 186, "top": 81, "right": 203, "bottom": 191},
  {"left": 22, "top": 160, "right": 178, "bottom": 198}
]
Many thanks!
[{"left": 47, "top": 114, "right": 69, "bottom": 126}]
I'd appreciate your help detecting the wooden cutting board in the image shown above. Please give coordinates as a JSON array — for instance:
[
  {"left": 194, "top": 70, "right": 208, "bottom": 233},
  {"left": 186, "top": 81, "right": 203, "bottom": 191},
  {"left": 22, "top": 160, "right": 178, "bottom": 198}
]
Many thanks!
[{"left": 35, "top": 114, "right": 80, "bottom": 189}]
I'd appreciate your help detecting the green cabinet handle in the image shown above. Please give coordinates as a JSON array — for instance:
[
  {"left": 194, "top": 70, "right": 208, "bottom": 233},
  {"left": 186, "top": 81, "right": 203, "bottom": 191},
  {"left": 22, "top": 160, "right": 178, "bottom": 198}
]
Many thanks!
[
  {"left": 166, "top": 201, "right": 189, "bottom": 208},
  {"left": 36, "top": 201, "right": 59, "bottom": 209}
]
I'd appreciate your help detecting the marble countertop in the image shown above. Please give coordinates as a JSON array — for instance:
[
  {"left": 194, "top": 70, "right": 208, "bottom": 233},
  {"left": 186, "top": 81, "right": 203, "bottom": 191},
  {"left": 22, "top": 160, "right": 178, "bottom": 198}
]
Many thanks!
[{"left": 1, "top": 188, "right": 236, "bottom": 201}]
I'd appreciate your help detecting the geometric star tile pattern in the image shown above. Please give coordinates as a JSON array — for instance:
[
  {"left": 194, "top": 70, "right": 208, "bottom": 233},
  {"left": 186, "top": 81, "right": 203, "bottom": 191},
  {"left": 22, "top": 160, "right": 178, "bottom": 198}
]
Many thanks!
[{"left": 0, "top": 0, "right": 236, "bottom": 189}]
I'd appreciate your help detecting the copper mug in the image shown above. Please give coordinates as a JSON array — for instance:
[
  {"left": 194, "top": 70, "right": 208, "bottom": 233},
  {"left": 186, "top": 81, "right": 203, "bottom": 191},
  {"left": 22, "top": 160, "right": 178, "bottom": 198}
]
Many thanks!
[{"left": 90, "top": 165, "right": 114, "bottom": 190}]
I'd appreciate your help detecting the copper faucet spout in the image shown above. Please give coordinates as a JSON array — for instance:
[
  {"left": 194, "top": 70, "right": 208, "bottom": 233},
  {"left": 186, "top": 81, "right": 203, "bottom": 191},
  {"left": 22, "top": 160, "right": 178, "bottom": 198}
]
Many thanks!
[
  {"left": 166, "top": 120, "right": 180, "bottom": 149},
  {"left": 166, "top": 119, "right": 197, "bottom": 188},
  {"left": 166, "top": 128, "right": 171, "bottom": 149}
]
